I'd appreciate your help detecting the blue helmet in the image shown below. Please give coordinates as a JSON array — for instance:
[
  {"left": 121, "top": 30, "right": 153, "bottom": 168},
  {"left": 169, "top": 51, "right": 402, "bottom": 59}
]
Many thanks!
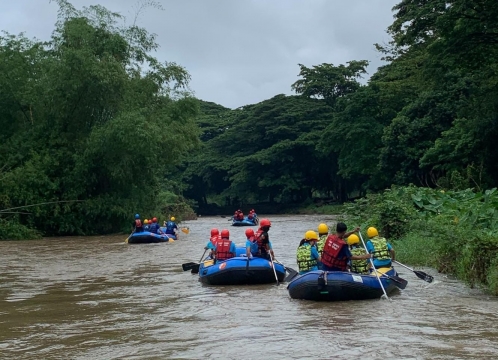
[{"left": 135, "top": 213, "right": 140, "bottom": 219}]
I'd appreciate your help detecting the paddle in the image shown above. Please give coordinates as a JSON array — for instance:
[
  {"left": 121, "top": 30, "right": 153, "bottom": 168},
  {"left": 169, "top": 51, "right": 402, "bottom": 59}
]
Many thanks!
[
  {"left": 181, "top": 227, "right": 189, "bottom": 234},
  {"left": 380, "top": 273, "right": 408, "bottom": 290},
  {"left": 394, "top": 260, "right": 434, "bottom": 283},
  {"left": 284, "top": 267, "right": 299, "bottom": 282},
  {"left": 125, "top": 228, "right": 135, "bottom": 243},
  {"left": 182, "top": 249, "right": 207, "bottom": 272},
  {"left": 358, "top": 232, "right": 390, "bottom": 300},
  {"left": 273, "top": 259, "right": 299, "bottom": 283},
  {"left": 269, "top": 254, "right": 279, "bottom": 285}
]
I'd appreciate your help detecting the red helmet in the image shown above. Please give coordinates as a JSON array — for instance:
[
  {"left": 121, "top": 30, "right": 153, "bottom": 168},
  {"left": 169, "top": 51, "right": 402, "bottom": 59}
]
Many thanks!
[
  {"left": 210, "top": 228, "right": 219, "bottom": 236},
  {"left": 245, "top": 228, "right": 255, "bottom": 238},
  {"left": 260, "top": 218, "right": 271, "bottom": 227},
  {"left": 220, "top": 229, "right": 230, "bottom": 238},
  {"left": 152, "top": 217, "right": 157, "bottom": 223}
]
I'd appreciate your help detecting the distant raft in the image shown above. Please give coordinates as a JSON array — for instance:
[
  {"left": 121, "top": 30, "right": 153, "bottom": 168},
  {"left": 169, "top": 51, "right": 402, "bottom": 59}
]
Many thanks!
[
  {"left": 198, "top": 256, "right": 285, "bottom": 285},
  {"left": 126, "top": 231, "right": 176, "bottom": 244},
  {"left": 231, "top": 215, "right": 259, "bottom": 227},
  {"left": 287, "top": 267, "right": 401, "bottom": 301}
]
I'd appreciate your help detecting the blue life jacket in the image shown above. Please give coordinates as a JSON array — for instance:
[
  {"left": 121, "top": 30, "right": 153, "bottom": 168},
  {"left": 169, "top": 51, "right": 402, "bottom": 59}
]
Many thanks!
[
  {"left": 165, "top": 221, "right": 177, "bottom": 234},
  {"left": 149, "top": 223, "right": 159, "bottom": 234}
]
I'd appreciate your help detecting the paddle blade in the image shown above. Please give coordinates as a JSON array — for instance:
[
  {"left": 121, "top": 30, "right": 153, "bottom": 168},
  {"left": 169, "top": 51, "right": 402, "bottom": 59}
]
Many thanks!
[
  {"left": 415, "top": 270, "right": 434, "bottom": 283},
  {"left": 182, "top": 262, "right": 197, "bottom": 271},
  {"left": 190, "top": 264, "right": 200, "bottom": 274},
  {"left": 181, "top": 227, "right": 189, "bottom": 234},
  {"left": 390, "top": 275, "right": 408, "bottom": 289},
  {"left": 168, "top": 239, "right": 175, "bottom": 243},
  {"left": 125, "top": 238, "right": 129, "bottom": 244},
  {"left": 284, "top": 268, "right": 299, "bottom": 283}
]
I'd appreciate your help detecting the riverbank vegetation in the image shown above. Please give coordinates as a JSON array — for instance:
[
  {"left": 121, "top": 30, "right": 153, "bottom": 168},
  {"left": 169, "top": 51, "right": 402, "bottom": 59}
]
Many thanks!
[
  {"left": 0, "top": 0, "right": 199, "bottom": 239},
  {"left": 342, "top": 186, "right": 498, "bottom": 295},
  {"left": 183, "top": 0, "right": 498, "bottom": 214}
]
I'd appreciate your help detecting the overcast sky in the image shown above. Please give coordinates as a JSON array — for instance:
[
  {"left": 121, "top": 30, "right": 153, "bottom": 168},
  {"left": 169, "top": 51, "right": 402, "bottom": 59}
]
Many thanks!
[{"left": 1, "top": 0, "right": 398, "bottom": 109}]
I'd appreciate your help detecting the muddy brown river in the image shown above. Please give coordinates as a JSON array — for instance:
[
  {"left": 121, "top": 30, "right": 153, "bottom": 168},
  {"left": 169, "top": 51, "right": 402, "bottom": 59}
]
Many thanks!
[{"left": 1, "top": 215, "right": 497, "bottom": 359}]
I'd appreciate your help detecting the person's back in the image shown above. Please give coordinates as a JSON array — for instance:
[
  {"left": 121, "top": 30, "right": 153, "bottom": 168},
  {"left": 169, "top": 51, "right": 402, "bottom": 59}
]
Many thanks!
[
  {"left": 254, "top": 218, "right": 273, "bottom": 260},
  {"left": 143, "top": 219, "right": 150, "bottom": 232},
  {"left": 321, "top": 223, "right": 350, "bottom": 271},
  {"left": 245, "top": 228, "right": 258, "bottom": 257},
  {"left": 316, "top": 223, "right": 329, "bottom": 257},
  {"left": 149, "top": 217, "right": 160, "bottom": 234},
  {"left": 205, "top": 228, "right": 220, "bottom": 252},
  {"left": 165, "top": 217, "right": 178, "bottom": 234},
  {"left": 215, "top": 229, "right": 236, "bottom": 261},
  {"left": 296, "top": 231, "right": 320, "bottom": 274},
  {"left": 366, "top": 227, "right": 394, "bottom": 268},
  {"left": 347, "top": 234, "right": 370, "bottom": 274},
  {"left": 132, "top": 214, "right": 143, "bottom": 233}
]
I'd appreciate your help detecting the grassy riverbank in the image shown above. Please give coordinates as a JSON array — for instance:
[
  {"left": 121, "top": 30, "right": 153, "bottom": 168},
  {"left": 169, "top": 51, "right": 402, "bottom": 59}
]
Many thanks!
[{"left": 341, "top": 186, "right": 498, "bottom": 295}]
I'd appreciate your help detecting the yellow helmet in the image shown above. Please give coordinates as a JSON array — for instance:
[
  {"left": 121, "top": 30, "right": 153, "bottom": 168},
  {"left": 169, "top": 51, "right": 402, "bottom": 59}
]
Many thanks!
[
  {"left": 367, "top": 227, "right": 379, "bottom": 238},
  {"left": 304, "top": 230, "right": 318, "bottom": 241},
  {"left": 347, "top": 234, "right": 360, "bottom": 245},
  {"left": 144, "top": 219, "right": 149, "bottom": 224},
  {"left": 170, "top": 217, "right": 175, "bottom": 221},
  {"left": 318, "top": 223, "right": 328, "bottom": 235}
]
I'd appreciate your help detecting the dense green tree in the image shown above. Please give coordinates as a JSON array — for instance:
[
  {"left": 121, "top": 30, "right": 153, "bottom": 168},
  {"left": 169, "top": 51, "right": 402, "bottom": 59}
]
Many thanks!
[
  {"left": 0, "top": 1, "right": 199, "bottom": 237},
  {"left": 291, "top": 60, "right": 369, "bottom": 106}
]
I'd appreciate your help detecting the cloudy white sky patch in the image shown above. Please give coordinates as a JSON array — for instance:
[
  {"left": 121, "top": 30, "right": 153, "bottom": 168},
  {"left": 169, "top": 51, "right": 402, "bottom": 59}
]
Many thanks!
[{"left": 1, "top": 0, "right": 398, "bottom": 109}]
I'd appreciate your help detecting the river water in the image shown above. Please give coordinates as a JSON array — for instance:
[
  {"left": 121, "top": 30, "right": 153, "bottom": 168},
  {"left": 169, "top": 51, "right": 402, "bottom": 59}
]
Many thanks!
[{"left": 0, "top": 215, "right": 497, "bottom": 360}]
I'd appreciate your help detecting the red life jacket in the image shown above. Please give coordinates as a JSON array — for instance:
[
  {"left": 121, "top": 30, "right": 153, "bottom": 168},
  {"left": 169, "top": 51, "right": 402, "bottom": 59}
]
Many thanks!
[
  {"left": 215, "top": 239, "right": 234, "bottom": 261},
  {"left": 254, "top": 229, "right": 268, "bottom": 255},
  {"left": 321, "top": 234, "right": 348, "bottom": 270},
  {"left": 135, "top": 219, "right": 142, "bottom": 227}
]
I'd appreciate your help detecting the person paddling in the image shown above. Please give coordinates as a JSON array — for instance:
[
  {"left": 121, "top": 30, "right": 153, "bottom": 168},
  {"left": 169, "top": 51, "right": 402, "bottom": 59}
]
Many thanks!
[
  {"left": 149, "top": 217, "right": 162, "bottom": 234},
  {"left": 321, "top": 222, "right": 372, "bottom": 272},
  {"left": 365, "top": 227, "right": 395, "bottom": 269},
  {"left": 205, "top": 228, "right": 221, "bottom": 258},
  {"left": 296, "top": 231, "right": 321, "bottom": 274},
  {"left": 132, "top": 214, "right": 143, "bottom": 233},
  {"left": 245, "top": 228, "right": 257, "bottom": 258},
  {"left": 164, "top": 217, "right": 178, "bottom": 236},
  {"left": 214, "top": 229, "right": 236, "bottom": 262},
  {"left": 347, "top": 234, "right": 370, "bottom": 274},
  {"left": 316, "top": 223, "right": 329, "bottom": 256},
  {"left": 254, "top": 218, "right": 275, "bottom": 260}
]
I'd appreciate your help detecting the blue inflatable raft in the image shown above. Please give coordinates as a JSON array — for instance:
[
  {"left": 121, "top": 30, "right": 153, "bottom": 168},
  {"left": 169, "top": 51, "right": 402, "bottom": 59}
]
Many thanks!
[
  {"left": 198, "top": 256, "right": 285, "bottom": 285},
  {"left": 231, "top": 215, "right": 259, "bottom": 227},
  {"left": 126, "top": 231, "right": 176, "bottom": 244},
  {"left": 287, "top": 267, "right": 401, "bottom": 301}
]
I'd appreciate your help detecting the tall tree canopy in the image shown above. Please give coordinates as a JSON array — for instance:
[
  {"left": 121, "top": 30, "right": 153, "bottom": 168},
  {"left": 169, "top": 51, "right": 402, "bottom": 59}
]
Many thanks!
[
  {"left": 0, "top": 0, "right": 199, "bottom": 238},
  {"left": 183, "top": 0, "right": 498, "bottom": 210}
]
